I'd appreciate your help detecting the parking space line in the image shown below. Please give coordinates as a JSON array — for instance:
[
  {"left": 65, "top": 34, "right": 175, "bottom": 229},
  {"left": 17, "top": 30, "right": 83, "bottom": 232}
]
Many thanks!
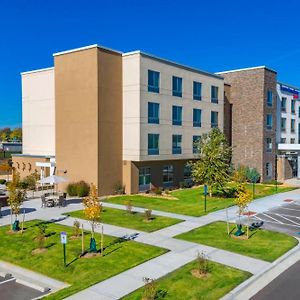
[
  {"left": 262, "top": 213, "right": 283, "bottom": 224},
  {"left": 275, "top": 214, "right": 300, "bottom": 226},
  {"left": 281, "top": 207, "right": 300, "bottom": 212},
  {"left": 252, "top": 217, "right": 300, "bottom": 228},
  {"left": 269, "top": 212, "right": 300, "bottom": 220}
]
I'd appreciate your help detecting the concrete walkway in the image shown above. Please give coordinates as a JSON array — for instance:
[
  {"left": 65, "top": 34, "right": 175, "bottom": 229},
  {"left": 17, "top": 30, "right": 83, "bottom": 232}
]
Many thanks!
[{"left": 0, "top": 188, "right": 299, "bottom": 299}]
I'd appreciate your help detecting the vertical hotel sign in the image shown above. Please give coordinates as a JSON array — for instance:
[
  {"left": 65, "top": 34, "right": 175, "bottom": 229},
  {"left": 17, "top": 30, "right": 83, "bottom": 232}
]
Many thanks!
[{"left": 280, "top": 84, "right": 299, "bottom": 99}]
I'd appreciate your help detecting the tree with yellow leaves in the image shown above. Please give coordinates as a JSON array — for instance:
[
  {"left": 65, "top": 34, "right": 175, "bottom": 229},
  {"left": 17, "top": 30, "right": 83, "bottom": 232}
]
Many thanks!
[
  {"left": 83, "top": 184, "right": 102, "bottom": 253},
  {"left": 234, "top": 184, "right": 252, "bottom": 237}
]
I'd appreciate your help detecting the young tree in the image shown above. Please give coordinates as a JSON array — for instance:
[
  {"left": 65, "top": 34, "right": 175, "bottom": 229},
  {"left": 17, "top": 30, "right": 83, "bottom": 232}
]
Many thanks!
[
  {"left": 191, "top": 128, "right": 232, "bottom": 197},
  {"left": 23, "top": 170, "right": 39, "bottom": 197},
  {"left": 235, "top": 184, "right": 252, "bottom": 236},
  {"left": 83, "top": 184, "right": 102, "bottom": 253},
  {"left": 7, "top": 171, "right": 26, "bottom": 231}
]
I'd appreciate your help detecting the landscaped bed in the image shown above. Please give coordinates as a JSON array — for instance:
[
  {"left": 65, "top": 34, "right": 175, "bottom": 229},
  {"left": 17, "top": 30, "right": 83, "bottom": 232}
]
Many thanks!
[
  {"left": 0, "top": 220, "right": 166, "bottom": 299},
  {"left": 66, "top": 207, "right": 182, "bottom": 232},
  {"left": 123, "top": 260, "right": 251, "bottom": 300},
  {"left": 105, "top": 184, "right": 295, "bottom": 217},
  {"left": 176, "top": 221, "right": 298, "bottom": 262}
]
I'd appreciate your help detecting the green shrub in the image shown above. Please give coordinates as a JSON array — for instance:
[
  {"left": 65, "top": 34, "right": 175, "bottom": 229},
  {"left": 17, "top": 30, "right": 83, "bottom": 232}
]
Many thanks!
[
  {"left": 232, "top": 165, "right": 247, "bottom": 183},
  {"left": 0, "top": 179, "right": 6, "bottom": 185},
  {"left": 67, "top": 183, "right": 78, "bottom": 197},
  {"left": 263, "top": 180, "right": 283, "bottom": 185},
  {"left": 213, "top": 185, "right": 238, "bottom": 198},
  {"left": 76, "top": 181, "right": 90, "bottom": 197},
  {"left": 114, "top": 182, "right": 125, "bottom": 195},
  {"left": 152, "top": 187, "right": 162, "bottom": 195},
  {"left": 245, "top": 167, "right": 260, "bottom": 183}
]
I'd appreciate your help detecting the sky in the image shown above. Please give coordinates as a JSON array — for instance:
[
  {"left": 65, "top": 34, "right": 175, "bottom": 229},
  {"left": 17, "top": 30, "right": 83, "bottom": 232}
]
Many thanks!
[{"left": 0, "top": 0, "right": 300, "bottom": 129}]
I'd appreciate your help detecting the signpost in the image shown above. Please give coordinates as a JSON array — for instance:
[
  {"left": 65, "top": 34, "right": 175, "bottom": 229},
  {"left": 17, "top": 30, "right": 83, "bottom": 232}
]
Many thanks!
[
  {"left": 60, "top": 232, "right": 67, "bottom": 267},
  {"left": 204, "top": 184, "right": 208, "bottom": 213}
]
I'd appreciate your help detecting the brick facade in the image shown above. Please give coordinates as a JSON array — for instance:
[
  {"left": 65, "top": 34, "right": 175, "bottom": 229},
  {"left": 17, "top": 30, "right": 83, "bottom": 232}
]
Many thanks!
[{"left": 220, "top": 67, "right": 277, "bottom": 181}]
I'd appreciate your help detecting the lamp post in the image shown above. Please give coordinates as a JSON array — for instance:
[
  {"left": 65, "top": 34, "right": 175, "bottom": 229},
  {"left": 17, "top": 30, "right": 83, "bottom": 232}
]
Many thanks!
[
  {"left": 275, "top": 153, "right": 278, "bottom": 192},
  {"left": 204, "top": 184, "right": 208, "bottom": 213}
]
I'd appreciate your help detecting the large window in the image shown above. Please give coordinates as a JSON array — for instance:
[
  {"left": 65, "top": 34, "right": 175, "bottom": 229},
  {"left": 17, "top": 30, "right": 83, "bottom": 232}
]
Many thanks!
[
  {"left": 266, "top": 114, "right": 273, "bottom": 130},
  {"left": 148, "top": 102, "right": 159, "bottom": 124},
  {"left": 281, "top": 97, "right": 287, "bottom": 112},
  {"left": 184, "top": 164, "right": 192, "bottom": 180},
  {"left": 266, "top": 162, "right": 272, "bottom": 177},
  {"left": 280, "top": 138, "right": 286, "bottom": 143},
  {"left": 193, "top": 135, "right": 201, "bottom": 153},
  {"left": 139, "top": 167, "right": 151, "bottom": 188},
  {"left": 211, "top": 86, "right": 219, "bottom": 103},
  {"left": 193, "top": 81, "right": 202, "bottom": 101},
  {"left": 291, "top": 99, "right": 296, "bottom": 113},
  {"left": 172, "top": 76, "right": 182, "bottom": 97},
  {"left": 148, "top": 134, "right": 159, "bottom": 155},
  {"left": 163, "top": 165, "right": 173, "bottom": 185},
  {"left": 172, "top": 106, "right": 182, "bottom": 126},
  {"left": 172, "top": 135, "right": 182, "bottom": 154},
  {"left": 267, "top": 90, "right": 273, "bottom": 107},
  {"left": 211, "top": 111, "right": 219, "bottom": 128},
  {"left": 266, "top": 138, "right": 272, "bottom": 152},
  {"left": 148, "top": 70, "right": 160, "bottom": 93},
  {"left": 193, "top": 109, "right": 202, "bottom": 127},
  {"left": 291, "top": 138, "right": 295, "bottom": 144},
  {"left": 281, "top": 118, "right": 286, "bottom": 131},
  {"left": 291, "top": 119, "right": 296, "bottom": 133}
]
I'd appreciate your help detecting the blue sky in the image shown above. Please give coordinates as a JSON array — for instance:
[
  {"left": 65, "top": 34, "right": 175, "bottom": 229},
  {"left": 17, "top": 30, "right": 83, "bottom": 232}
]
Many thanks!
[{"left": 1, "top": 0, "right": 300, "bottom": 128}]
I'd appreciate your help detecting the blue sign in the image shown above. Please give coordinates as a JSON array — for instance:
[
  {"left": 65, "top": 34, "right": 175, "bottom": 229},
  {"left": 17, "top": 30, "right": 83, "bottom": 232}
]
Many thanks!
[
  {"left": 280, "top": 84, "right": 299, "bottom": 96},
  {"left": 204, "top": 184, "right": 208, "bottom": 195}
]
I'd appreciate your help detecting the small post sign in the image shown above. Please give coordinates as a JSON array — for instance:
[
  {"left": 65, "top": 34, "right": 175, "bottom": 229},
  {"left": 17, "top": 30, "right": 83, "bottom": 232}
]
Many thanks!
[
  {"left": 204, "top": 184, "right": 208, "bottom": 213},
  {"left": 60, "top": 232, "right": 67, "bottom": 267}
]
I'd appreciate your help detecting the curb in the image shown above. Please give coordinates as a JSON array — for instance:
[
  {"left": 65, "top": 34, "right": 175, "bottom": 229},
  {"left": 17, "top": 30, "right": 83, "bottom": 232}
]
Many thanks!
[{"left": 221, "top": 238, "right": 300, "bottom": 300}]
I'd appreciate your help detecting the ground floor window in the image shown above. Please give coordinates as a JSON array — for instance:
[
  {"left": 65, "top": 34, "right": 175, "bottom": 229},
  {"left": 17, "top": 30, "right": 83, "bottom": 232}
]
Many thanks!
[
  {"left": 266, "top": 162, "right": 272, "bottom": 177},
  {"left": 163, "top": 165, "right": 173, "bottom": 185},
  {"left": 184, "top": 164, "right": 192, "bottom": 180},
  {"left": 139, "top": 167, "right": 151, "bottom": 186}
]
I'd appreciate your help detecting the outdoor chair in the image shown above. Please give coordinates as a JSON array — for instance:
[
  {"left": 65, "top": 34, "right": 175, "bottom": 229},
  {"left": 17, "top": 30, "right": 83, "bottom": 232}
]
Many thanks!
[
  {"left": 58, "top": 195, "right": 65, "bottom": 208},
  {"left": 41, "top": 195, "right": 46, "bottom": 208}
]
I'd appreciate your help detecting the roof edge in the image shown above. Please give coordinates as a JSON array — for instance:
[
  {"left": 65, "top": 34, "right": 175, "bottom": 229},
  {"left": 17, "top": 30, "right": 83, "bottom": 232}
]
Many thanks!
[
  {"left": 21, "top": 67, "right": 54, "bottom": 76},
  {"left": 216, "top": 66, "right": 277, "bottom": 74},
  {"left": 123, "top": 50, "right": 224, "bottom": 80},
  {"left": 53, "top": 44, "right": 123, "bottom": 57}
]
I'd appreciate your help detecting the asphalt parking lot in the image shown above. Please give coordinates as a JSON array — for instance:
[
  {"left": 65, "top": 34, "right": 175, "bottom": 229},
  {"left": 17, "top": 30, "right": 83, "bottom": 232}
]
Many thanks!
[{"left": 249, "top": 200, "right": 300, "bottom": 236}]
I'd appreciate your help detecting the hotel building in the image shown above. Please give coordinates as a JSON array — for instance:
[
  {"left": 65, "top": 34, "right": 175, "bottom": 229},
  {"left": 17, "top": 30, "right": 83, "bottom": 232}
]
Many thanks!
[{"left": 13, "top": 45, "right": 224, "bottom": 195}]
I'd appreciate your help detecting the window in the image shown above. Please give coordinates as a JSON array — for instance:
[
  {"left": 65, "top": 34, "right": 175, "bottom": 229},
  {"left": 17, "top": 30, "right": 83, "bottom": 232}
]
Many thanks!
[
  {"left": 291, "top": 99, "right": 296, "bottom": 113},
  {"left": 266, "top": 162, "right": 272, "bottom": 177},
  {"left": 266, "top": 138, "right": 272, "bottom": 152},
  {"left": 163, "top": 165, "right": 173, "bottom": 185},
  {"left": 281, "top": 97, "right": 287, "bottom": 112},
  {"left": 193, "top": 81, "right": 202, "bottom": 100},
  {"left": 148, "top": 134, "right": 159, "bottom": 155},
  {"left": 148, "top": 102, "right": 159, "bottom": 124},
  {"left": 172, "top": 106, "right": 182, "bottom": 126},
  {"left": 298, "top": 106, "right": 300, "bottom": 116},
  {"left": 280, "top": 138, "right": 286, "bottom": 143},
  {"left": 281, "top": 118, "right": 286, "bottom": 131},
  {"left": 211, "top": 111, "right": 219, "bottom": 128},
  {"left": 172, "top": 76, "right": 182, "bottom": 97},
  {"left": 139, "top": 167, "right": 151, "bottom": 187},
  {"left": 266, "top": 114, "right": 273, "bottom": 129},
  {"left": 291, "top": 138, "right": 295, "bottom": 144},
  {"left": 299, "top": 123, "right": 300, "bottom": 143},
  {"left": 193, "top": 135, "right": 201, "bottom": 153},
  {"left": 172, "top": 135, "right": 182, "bottom": 154},
  {"left": 211, "top": 86, "right": 219, "bottom": 103},
  {"left": 184, "top": 164, "right": 192, "bottom": 180},
  {"left": 148, "top": 70, "right": 160, "bottom": 93},
  {"left": 291, "top": 119, "right": 296, "bottom": 133},
  {"left": 267, "top": 90, "right": 273, "bottom": 107},
  {"left": 193, "top": 109, "right": 202, "bottom": 127}
]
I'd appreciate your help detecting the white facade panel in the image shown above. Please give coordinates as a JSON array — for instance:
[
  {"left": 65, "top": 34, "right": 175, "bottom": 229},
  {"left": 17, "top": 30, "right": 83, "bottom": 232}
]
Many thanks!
[{"left": 22, "top": 68, "right": 55, "bottom": 156}]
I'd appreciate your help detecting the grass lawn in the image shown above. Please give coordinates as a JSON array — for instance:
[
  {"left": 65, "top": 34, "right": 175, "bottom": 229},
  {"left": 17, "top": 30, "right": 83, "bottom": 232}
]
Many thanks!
[
  {"left": 176, "top": 221, "right": 298, "bottom": 262},
  {"left": 66, "top": 207, "right": 182, "bottom": 232},
  {"left": 105, "top": 184, "right": 295, "bottom": 217},
  {"left": 123, "top": 260, "right": 251, "bottom": 300},
  {"left": 0, "top": 220, "right": 166, "bottom": 300}
]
